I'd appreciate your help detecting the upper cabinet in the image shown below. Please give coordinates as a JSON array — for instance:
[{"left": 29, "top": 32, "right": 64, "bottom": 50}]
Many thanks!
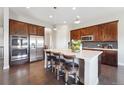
[
  {"left": 9, "top": 19, "right": 28, "bottom": 36},
  {"left": 80, "top": 25, "right": 99, "bottom": 41},
  {"left": 37, "top": 26, "right": 44, "bottom": 36},
  {"left": 102, "top": 21, "right": 117, "bottom": 41},
  {"left": 28, "top": 24, "right": 37, "bottom": 35},
  {"left": 80, "top": 27, "right": 94, "bottom": 36},
  {"left": 70, "top": 21, "right": 118, "bottom": 42},
  {"left": 29, "top": 25, "right": 44, "bottom": 36},
  {"left": 70, "top": 29, "right": 81, "bottom": 40},
  {"left": 9, "top": 19, "right": 45, "bottom": 36}
]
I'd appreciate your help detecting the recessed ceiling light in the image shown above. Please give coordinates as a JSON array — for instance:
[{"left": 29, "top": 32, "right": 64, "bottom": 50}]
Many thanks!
[
  {"left": 49, "top": 15, "right": 53, "bottom": 18},
  {"left": 53, "top": 25, "right": 57, "bottom": 31},
  {"left": 64, "top": 21, "right": 67, "bottom": 24},
  {"left": 53, "top": 27, "right": 57, "bottom": 31},
  {"left": 76, "top": 16, "right": 80, "bottom": 18},
  {"left": 26, "top": 7, "right": 30, "bottom": 9},
  {"left": 72, "top": 7, "right": 76, "bottom": 10},
  {"left": 74, "top": 19, "right": 80, "bottom": 24}
]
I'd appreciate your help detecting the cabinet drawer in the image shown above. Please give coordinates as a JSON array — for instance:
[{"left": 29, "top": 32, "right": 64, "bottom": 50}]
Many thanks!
[{"left": 101, "top": 50, "right": 117, "bottom": 66}]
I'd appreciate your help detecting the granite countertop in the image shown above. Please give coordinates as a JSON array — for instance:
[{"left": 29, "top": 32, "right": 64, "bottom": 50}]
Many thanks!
[{"left": 83, "top": 47, "right": 118, "bottom": 51}]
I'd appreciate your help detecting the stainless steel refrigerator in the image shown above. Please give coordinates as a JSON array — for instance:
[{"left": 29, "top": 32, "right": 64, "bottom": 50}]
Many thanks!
[
  {"left": 0, "top": 27, "right": 3, "bottom": 70},
  {"left": 30, "top": 35, "right": 44, "bottom": 62}
]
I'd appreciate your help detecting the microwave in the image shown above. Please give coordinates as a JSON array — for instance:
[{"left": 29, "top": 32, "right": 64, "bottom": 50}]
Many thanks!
[{"left": 81, "top": 35, "right": 94, "bottom": 41}]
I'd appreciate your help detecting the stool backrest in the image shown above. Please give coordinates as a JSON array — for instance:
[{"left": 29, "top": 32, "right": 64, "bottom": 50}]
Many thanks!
[
  {"left": 46, "top": 51, "right": 51, "bottom": 56},
  {"left": 63, "top": 54, "right": 76, "bottom": 68},
  {"left": 63, "top": 54, "right": 75, "bottom": 60},
  {"left": 52, "top": 52, "right": 60, "bottom": 56},
  {"left": 52, "top": 52, "right": 61, "bottom": 61}
]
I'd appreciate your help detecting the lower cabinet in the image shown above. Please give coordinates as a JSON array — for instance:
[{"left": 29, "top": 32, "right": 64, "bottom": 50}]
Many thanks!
[
  {"left": 101, "top": 50, "right": 118, "bottom": 66},
  {"left": 84, "top": 48, "right": 118, "bottom": 67}
]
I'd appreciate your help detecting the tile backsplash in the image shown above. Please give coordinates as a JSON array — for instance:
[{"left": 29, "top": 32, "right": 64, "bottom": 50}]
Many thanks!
[{"left": 83, "top": 41, "right": 118, "bottom": 49}]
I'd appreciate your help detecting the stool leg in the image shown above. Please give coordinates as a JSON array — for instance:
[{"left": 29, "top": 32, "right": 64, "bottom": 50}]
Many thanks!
[
  {"left": 57, "top": 66, "right": 59, "bottom": 80},
  {"left": 46, "top": 60, "right": 48, "bottom": 69},
  {"left": 55, "top": 65, "right": 57, "bottom": 75},
  {"left": 52, "top": 61, "right": 54, "bottom": 72},
  {"left": 75, "top": 73, "right": 78, "bottom": 84},
  {"left": 65, "top": 71, "right": 68, "bottom": 85},
  {"left": 75, "top": 70, "right": 79, "bottom": 84}
]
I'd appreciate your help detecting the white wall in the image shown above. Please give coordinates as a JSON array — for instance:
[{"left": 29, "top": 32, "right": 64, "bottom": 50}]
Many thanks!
[
  {"left": 52, "top": 25, "right": 70, "bottom": 49},
  {"left": 71, "top": 13, "right": 124, "bottom": 66},
  {"left": 45, "top": 28, "right": 53, "bottom": 48},
  {"left": 118, "top": 15, "right": 124, "bottom": 66}
]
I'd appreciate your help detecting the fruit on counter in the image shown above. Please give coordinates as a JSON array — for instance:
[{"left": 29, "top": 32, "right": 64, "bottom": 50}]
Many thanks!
[{"left": 71, "top": 40, "right": 81, "bottom": 52}]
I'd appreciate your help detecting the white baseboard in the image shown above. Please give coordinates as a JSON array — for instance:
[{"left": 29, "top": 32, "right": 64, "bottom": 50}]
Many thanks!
[
  {"left": 118, "top": 62, "right": 124, "bottom": 66},
  {"left": 3, "top": 65, "right": 9, "bottom": 69}
]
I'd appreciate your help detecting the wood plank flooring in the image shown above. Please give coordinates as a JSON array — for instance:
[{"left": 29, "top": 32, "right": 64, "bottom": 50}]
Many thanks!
[{"left": 0, "top": 61, "right": 124, "bottom": 85}]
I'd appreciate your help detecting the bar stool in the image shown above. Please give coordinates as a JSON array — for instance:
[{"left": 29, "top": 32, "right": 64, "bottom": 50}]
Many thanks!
[
  {"left": 52, "top": 52, "right": 64, "bottom": 80},
  {"left": 63, "top": 54, "right": 79, "bottom": 84},
  {"left": 46, "top": 51, "right": 55, "bottom": 71}
]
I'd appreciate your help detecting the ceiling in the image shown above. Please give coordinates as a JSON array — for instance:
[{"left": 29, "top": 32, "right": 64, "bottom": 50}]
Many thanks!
[{"left": 10, "top": 7, "right": 124, "bottom": 26}]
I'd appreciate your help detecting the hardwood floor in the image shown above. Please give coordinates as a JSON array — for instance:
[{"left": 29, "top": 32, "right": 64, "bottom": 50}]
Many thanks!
[
  {"left": 0, "top": 61, "right": 124, "bottom": 85},
  {"left": 99, "top": 64, "right": 124, "bottom": 85},
  {"left": 0, "top": 61, "right": 64, "bottom": 85}
]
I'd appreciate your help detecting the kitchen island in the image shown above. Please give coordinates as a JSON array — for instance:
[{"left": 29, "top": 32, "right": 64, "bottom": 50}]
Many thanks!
[{"left": 44, "top": 49, "right": 103, "bottom": 85}]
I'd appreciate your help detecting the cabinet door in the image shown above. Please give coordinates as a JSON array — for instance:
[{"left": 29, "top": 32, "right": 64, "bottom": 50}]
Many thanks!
[
  {"left": 9, "top": 20, "right": 14, "bottom": 35},
  {"left": 107, "top": 22, "right": 117, "bottom": 41},
  {"left": 101, "top": 21, "right": 117, "bottom": 41},
  {"left": 85, "top": 27, "right": 94, "bottom": 35},
  {"left": 70, "top": 30, "right": 81, "bottom": 40},
  {"left": 81, "top": 26, "right": 99, "bottom": 41},
  {"left": 37, "top": 26, "right": 44, "bottom": 36},
  {"left": 101, "top": 50, "right": 117, "bottom": 66},
  {"left": 92, "top": 25, "right": 102, "bottom": 41},
  {"left": 9, "top": 20, "right": 28, "bottom": 35},
  {"left": 28, "top": 24, "right": 37, "bottom": 35},
  {"left": 14, "top": 21, "right": 28, "bottom": 35},
  {"left": 80, "top": 28, "right": 87, "bottom": 36}
]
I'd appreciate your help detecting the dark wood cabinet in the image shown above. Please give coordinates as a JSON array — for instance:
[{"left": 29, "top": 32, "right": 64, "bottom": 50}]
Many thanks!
[
  {"left": 99, "top": 21, "right": 118, "bottom": 41},
  {"left": 84, "top": 48, "right": 118, "bottom": 67},
  {"left": 80, "top": 27, "right": 93, "bottom": 36},
  {"left": 80, "top": 26, "right": 99, "bottom": 41},
  {"left": 28, "top": 25, "right": 44, "bottom": 36},
  {"left": 93, "top": 26, "right": 103, "bottom": 41},
  {"left": 70, "top": 29, "right": 81, "bottom": 40},
  {"left": 28, "top": 24, "right": 37, "bottom": 35},
  {"left": 105, "top": 22, "right": 117, "bottom": 41},
  {"left": 37, "top": 26, "right": 44, "bottom": 36},
  {"left": 70, "top": 21, "right": 118, "bottom": 42},
  {"left": 80, "top": 28, "right": 87, "bottom": 36},
  {"left": 10, "top": 19, "right": 45, "bottom": 36},
  {"left": 101, "top": 50, "right": 117, "bottom": 66},
  {"left": 9, "top": 19, "right": 28, "bottom": 36}
]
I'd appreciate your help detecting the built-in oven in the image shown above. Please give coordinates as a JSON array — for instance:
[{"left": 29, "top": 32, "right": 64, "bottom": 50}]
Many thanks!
[
  {"left": 11, "top": 48, "right": 28, "bottom": 61},
  {"left": 11, "top": 36, "right": 28, "bottom": 48},
  {"left": 10, "top": 35, "right": 28, "bottom": 61}
]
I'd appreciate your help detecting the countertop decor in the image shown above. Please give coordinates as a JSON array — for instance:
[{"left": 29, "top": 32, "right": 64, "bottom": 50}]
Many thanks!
[{"left": 71, "top": 39, "right": 81, "bottom": 52}]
